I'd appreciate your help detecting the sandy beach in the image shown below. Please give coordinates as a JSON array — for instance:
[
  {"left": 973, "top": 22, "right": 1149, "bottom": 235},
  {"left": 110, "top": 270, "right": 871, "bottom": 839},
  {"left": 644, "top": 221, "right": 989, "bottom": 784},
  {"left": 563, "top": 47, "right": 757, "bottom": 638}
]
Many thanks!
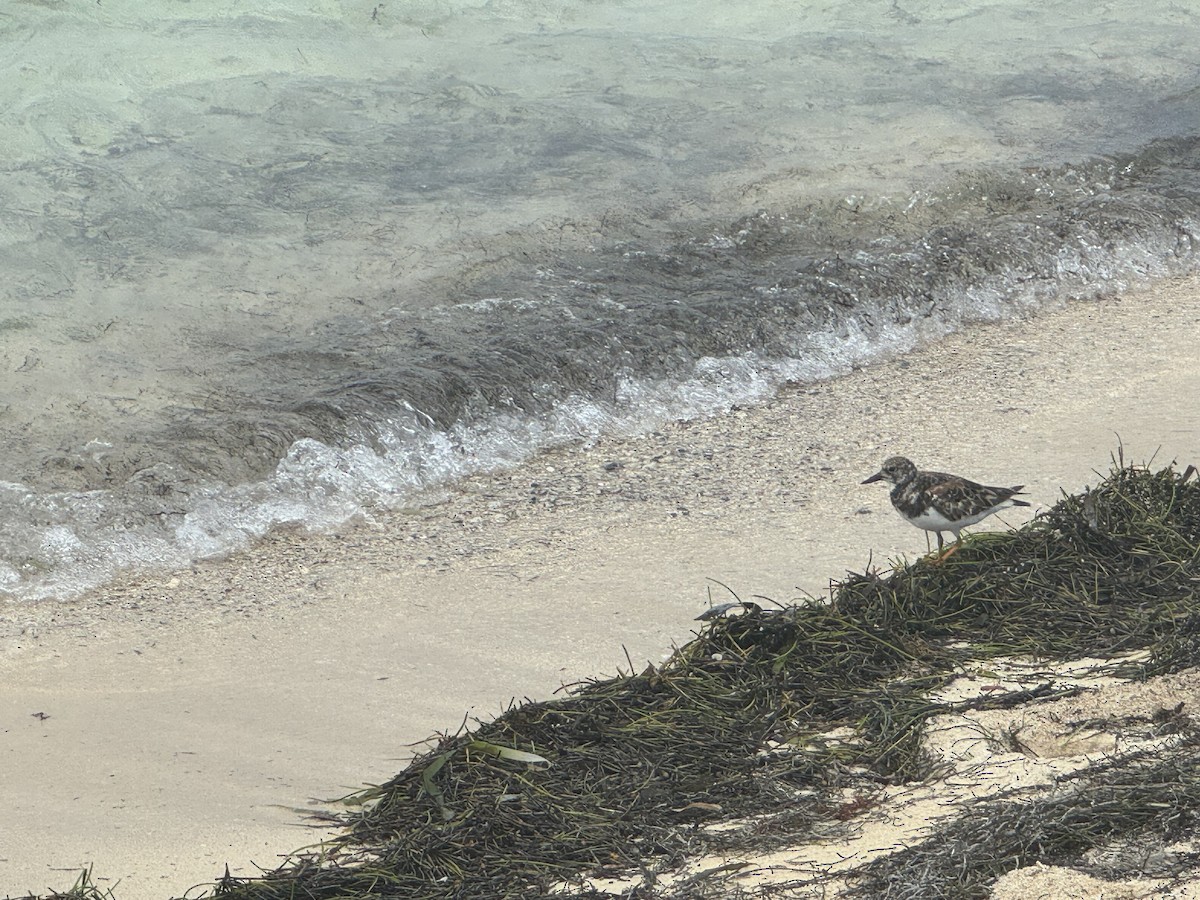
[{"left": 3, "top": 276, "right": 1200, "bottom": 899}]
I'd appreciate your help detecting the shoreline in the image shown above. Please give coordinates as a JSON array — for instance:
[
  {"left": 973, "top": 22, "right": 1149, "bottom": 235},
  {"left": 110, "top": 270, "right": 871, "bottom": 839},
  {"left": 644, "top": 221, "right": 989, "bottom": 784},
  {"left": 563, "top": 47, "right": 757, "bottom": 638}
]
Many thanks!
[{"left": 3, "top": 276, "right": 1200, "bottom": 899}]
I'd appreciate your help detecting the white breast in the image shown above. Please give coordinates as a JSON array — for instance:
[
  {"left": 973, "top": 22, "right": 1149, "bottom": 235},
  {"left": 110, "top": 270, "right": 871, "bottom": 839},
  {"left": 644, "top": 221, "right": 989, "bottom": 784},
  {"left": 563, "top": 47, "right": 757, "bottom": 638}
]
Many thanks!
[{"left": 904, "top": 503, "right": 1013, "bottom": 533}]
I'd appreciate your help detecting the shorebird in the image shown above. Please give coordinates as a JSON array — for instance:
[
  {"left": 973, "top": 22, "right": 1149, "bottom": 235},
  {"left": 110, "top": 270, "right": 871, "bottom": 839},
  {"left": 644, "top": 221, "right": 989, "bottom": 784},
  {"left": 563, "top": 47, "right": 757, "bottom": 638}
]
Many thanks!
[{"left": 862, "top": 456, "right": 1030, "bottom": 559}]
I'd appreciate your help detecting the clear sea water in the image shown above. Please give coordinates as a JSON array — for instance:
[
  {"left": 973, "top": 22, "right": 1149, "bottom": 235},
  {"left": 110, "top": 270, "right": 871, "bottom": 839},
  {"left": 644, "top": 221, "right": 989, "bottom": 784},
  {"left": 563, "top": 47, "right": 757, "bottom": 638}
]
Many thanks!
[{"left": 2, "top": 0, "right": 1200, "bottom": 601}]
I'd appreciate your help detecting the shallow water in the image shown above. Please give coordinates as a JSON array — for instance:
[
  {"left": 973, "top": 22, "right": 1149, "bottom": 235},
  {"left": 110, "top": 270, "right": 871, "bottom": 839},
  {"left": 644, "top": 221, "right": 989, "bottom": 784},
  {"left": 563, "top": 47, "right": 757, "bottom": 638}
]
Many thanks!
[{"left": 2, "top": 0, "right": 1200, "bottom": 600}]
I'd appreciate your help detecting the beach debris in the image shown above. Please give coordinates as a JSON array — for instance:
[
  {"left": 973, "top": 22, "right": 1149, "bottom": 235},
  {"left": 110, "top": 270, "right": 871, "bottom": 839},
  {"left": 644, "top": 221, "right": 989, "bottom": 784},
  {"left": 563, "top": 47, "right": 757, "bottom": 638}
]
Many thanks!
[
  {"left": 467, "top": 739, "right": 551, "bottom": 768},
  {"left": 695, "top": 600, "right": 762, "bottom": 620}
]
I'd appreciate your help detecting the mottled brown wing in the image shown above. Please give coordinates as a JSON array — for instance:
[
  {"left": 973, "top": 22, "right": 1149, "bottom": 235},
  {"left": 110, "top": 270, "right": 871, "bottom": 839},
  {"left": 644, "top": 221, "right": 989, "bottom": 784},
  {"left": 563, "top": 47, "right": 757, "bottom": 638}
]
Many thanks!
[
  {"left": 927, "top": 476, "right": 980, "bottom": 501},
  {"left": 926, "top": 476, "right": 1005, "bottom": 515}
]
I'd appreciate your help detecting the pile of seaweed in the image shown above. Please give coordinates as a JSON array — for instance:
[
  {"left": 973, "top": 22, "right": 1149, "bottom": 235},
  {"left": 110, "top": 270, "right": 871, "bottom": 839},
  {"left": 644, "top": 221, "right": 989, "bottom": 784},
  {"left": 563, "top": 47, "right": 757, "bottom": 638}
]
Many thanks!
[{"left": 33, "top": 459, "right": 1200, "bottom": 900}]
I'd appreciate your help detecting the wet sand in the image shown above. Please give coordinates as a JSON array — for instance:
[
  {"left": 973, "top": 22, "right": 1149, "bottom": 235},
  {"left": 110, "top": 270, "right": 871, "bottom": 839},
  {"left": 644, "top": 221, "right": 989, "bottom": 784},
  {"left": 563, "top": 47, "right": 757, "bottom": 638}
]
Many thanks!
[{"left": 2, "top": 277, "right": 1199, "bottom": 899}]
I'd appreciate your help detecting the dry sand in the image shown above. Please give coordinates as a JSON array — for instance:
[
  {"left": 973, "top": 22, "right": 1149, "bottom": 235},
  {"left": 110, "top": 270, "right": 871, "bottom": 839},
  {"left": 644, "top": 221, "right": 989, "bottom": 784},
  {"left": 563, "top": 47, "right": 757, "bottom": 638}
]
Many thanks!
[{"left": 2, "top": 277, "right": 1199, "bottom": 899}]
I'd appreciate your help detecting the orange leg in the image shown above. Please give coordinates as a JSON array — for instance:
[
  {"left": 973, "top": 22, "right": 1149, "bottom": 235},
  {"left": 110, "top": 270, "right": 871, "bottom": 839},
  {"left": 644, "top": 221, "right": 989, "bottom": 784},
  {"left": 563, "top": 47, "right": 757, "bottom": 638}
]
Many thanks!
[
  {"left": 932, "top": 531, "right": 964, "bottom": 563},
  {"left": 935, "top": 541, "right": 963, "bottom": 562}
]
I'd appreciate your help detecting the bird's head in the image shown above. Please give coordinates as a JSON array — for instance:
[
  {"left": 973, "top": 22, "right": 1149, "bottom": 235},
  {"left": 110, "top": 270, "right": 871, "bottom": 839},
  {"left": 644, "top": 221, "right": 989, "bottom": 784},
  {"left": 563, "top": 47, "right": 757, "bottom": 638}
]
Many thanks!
[{"left": 862, "top": 456, "right": 918, "bottom": 487}]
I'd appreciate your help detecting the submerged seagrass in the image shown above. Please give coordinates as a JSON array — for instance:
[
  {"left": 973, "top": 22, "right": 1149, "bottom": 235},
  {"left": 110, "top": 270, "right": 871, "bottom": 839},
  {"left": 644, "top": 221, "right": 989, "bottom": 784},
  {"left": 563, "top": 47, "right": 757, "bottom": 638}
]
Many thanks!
[{"left": 22, "top": 459, "right": 1200, "bottom": 900}]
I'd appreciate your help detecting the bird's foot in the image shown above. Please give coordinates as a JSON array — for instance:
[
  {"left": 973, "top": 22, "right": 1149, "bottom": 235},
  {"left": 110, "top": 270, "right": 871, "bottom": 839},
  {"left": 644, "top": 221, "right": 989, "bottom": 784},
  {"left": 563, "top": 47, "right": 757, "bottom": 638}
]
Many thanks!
[{"left": 932, "top": 542, "right": 963, "bottom": 564}]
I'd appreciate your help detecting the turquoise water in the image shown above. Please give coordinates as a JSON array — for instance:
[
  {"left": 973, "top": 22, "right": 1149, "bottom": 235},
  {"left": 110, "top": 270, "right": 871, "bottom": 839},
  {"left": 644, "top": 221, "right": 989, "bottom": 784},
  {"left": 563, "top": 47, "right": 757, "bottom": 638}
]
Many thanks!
[{"left": 2, "top": 0, "right": 1199, "bottom": 600}]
